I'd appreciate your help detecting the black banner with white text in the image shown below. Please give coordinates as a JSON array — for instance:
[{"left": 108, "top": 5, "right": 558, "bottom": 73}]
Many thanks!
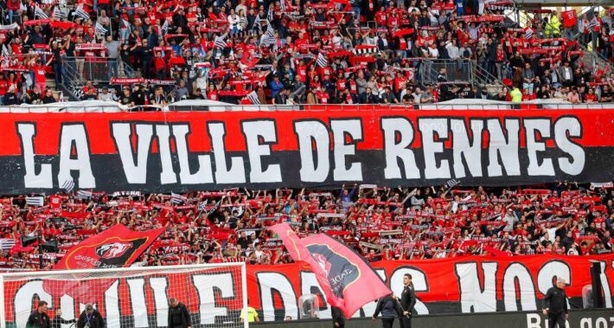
[{"left": 2, "top": 108, "right": 614, "bottom": 193}]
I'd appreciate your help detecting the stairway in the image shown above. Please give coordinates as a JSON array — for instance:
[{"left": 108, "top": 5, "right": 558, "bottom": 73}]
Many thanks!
[{"left": 44, "top": 76, "right": 67, "bottom": 102}]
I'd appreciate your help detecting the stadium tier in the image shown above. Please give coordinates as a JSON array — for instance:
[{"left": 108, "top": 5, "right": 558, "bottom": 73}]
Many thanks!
[{"left": 0, "top": 0, "right": 611, "bottom": 105}]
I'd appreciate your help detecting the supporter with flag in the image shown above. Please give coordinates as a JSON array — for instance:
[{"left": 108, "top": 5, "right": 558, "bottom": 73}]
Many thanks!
[{"left": 269, "top": 223, "right": 392, "bottom": 318}]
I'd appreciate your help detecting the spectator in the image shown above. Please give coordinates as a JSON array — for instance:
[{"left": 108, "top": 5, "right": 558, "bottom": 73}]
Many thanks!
[
  {"left": 4, "top": 85, "right": 19, "bottom": 105},
  {"left": 27, "top": 300, "right": 51, "bottom": 328},
  {"left": 510, "top": 85, "right": 522, "bottom": 102},
  {"left": 76, "top": 304, "right": 104, "bottom": 328},
  {"left": 98, "top": 88, "right": 114, "bottom": 101},
  {"left": 41, "top": 90, "right": 57, "bottom": 104},
  {"left": 168, "top": 298, "right": 192, "bottom": 328},
  {"left": 174, "top": 81, "right": 189, "bottom": 100}
]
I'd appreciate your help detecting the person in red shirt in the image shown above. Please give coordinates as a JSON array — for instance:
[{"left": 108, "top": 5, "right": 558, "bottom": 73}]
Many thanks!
[
  {"left": 32, "top": 58, "right": 50, "bottom": 93},
  {"left": 206, "top": 83, "right": 219, "bottom": 101},
  {"left": 584, "top": 87, "right": 597, "bottom": 103},
  {"left": 82, "top": 80, "right": 97, "bottom": 95},
  {"left": 153, "top": 51, "right": 167, "bottom": 79},
  {"left": 375, "top": 7, "right": 387, "bottom": 26},
  {"left": 48, "top": 195, "right": 63, "bottom": 209},
  {"left": 0, "top": 75, "right": 8, "bottom": 105},
  {"left": 6, "top": 0, "right": 21, "bottom": 23},
  {"left": 314, "top": 86, "right": 329, "bottom": 103},
  {"left": 335, "top": 71, "right": 346, "bottom": 92}
]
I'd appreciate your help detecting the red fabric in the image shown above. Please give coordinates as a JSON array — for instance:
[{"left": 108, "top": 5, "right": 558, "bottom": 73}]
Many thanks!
[{"left": 270, "top": 223, "right": 391, "bottom": 318}]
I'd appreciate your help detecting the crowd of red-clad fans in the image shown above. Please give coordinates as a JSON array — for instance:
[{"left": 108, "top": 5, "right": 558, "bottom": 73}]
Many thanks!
[
  {"left": 1, "top": 182, "right": 613, "bottom": 270},
  {"left": 0, "top": 0, "right": 613, "bottom": 105}
]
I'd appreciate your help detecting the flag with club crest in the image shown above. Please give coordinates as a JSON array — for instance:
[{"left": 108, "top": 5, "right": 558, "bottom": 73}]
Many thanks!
[{"left": 269, "top": 223, "right": 392, "bottom": 318}]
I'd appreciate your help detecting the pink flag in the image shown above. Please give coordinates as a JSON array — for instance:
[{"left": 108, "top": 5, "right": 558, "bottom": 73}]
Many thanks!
[{"left": 269, "top": 223, "right": 391, "bottom": 318}]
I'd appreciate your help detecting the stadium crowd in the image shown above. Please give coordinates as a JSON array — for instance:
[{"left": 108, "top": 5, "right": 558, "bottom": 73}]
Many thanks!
[
  {"left": 1, "top": 182, "right": 613, "bottom": 269},
  {"left": 0, "top": 0, "right": 613, "bottom": 105}
]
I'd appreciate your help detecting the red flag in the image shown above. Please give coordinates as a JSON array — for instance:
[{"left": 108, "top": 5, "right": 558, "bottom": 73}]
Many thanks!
[
  {"left": 269, "top": 224, "right": 391, "bottom": 318},
  {"left": 561, "top": 10, "right": 577, "bottom": 28},
  {"left": 54, "top": 225, "right": 164, "bottom": 270},
  {"left": 43, "top": 225, "right": 164, "bottom": 303}
]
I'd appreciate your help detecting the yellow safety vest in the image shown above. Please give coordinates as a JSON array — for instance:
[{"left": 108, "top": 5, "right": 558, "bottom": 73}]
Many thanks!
[{"left": 510, "top": 88, "right": 523, "bottom": 102}]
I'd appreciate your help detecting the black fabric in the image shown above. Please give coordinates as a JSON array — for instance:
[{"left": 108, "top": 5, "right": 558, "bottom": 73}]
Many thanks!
[
  {"left": 543, "top": 286, "right": 568, "bottom": 314},
  {"left": 76, "top": 310, "right": 105, "bottom": 328},
  {"left": 26, "top": 311, "right": 50, "bottom": 328},
  {"left": 168, "top": 302, "right": 192, "bottom": 328}
]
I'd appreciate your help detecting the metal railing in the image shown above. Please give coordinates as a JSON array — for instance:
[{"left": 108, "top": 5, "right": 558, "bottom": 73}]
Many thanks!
[
  {"left": 60, "top": 56, "right": 136, "bottom": 100},
  {"left": 418, "top": 59, "right": 474, "bottom": 85},
  {"left": 0, "top": 100, "right": 612, "bottom": 113},
  {"left": 472, "top": 61, "right": 505, "bottom": 88},
  {"left": 167, "top": 101, "right": 614, "bottom": 112},
  {"left": 575, "top": 42, "right": 614, "bottom": 73},
  {"left": 62, "top": 57, "right": 111, "bottom": 84}
]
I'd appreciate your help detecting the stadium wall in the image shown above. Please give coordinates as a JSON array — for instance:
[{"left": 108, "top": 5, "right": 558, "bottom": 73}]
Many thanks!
[{"left": 259, "top": 309, "right": 614, "bottom": 328}]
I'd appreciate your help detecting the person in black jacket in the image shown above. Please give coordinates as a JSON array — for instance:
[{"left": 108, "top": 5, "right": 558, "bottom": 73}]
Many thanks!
[
  {"left": 542, "top": 278, "right": 568, "bottom": 328},
  {"left": 26, "top": 300, "right": 51, "bottom": 328},
  {"left": 168, "top": 298, "right": 192, "bottom": 328},
  {"left": 372, "top": 293, "right": 403, "bottom": 328},
  {"left": 77, "top": 304, "right": 105, "bottom": 328},
  {"left": 331, "top": 306, "right": 345, "bottom": 328},
  {"left": 399, "top": 273, "right": 417, "bottom": 328}
]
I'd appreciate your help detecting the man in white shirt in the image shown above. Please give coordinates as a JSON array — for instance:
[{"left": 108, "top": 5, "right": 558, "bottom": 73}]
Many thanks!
[{"left": 446, "top": 39, "right": 460, "bottom": 59}]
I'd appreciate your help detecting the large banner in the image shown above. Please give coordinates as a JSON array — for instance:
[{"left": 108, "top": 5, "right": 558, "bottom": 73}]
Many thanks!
[
  {"left": 249, "top": 255, "right": 614, "bottom": 320},
  {"left": 1, "top": 109, "right": 614, "bottom": 193},
  {"left": 3, "top": 255, "right": 613, "bottom": 326}
]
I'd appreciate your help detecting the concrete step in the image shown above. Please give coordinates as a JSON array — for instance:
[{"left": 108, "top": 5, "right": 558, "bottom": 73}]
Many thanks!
[{"left": 483, "top": 84, "right": 505, "bottom": 94}]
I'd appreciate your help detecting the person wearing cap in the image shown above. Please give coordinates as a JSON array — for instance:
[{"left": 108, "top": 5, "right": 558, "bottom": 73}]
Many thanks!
[
  {"left": 168, "top": 298, "right": 192, "bottom": 328},
  {"left": 77, "top": 304, "right": 105, "bottom": 328},
  {"left": 542, "top": 278, "right": 568, "bottom": 328}
]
